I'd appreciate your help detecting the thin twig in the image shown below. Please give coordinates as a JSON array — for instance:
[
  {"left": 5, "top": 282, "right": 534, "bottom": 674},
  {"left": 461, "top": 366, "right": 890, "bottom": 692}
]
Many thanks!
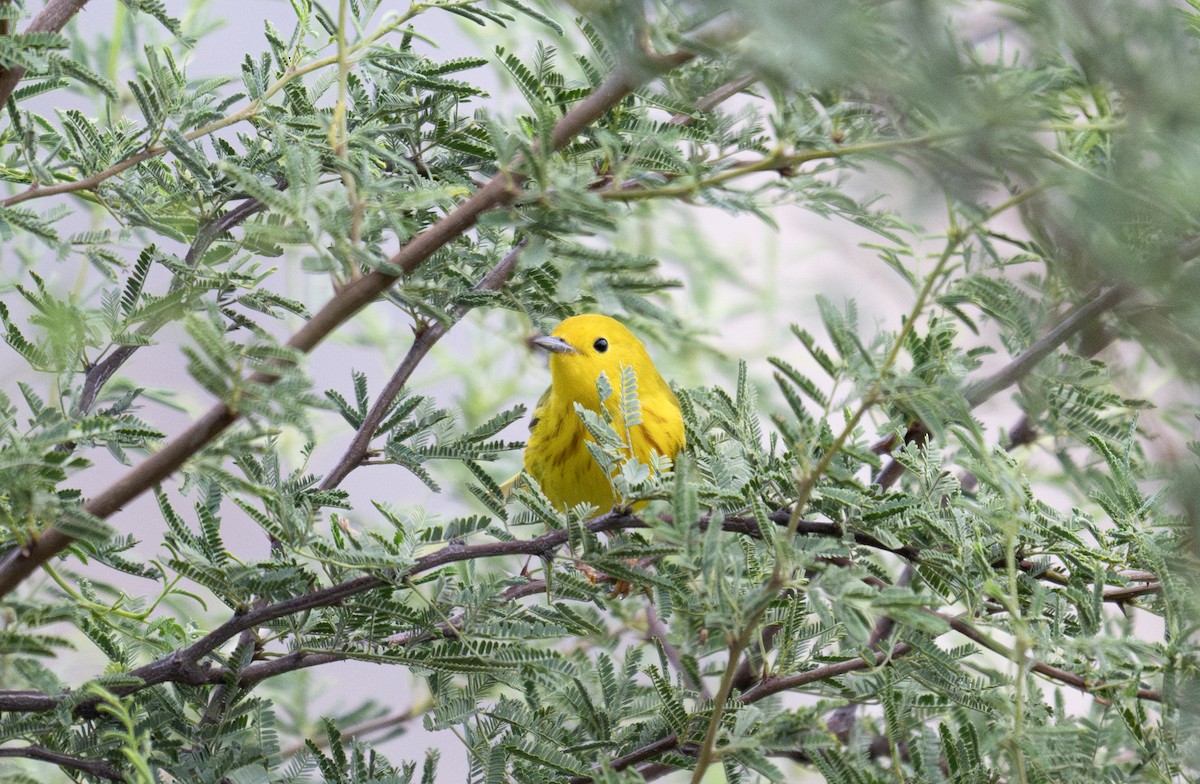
[
  {"left": 1102, "top": 583, "right": 1161, "bottom": 603},
  {"left": 383, "top": 577, "right": 547, "bottom": 646},
  {"left": 938, "top": 612, "right": 1162, "bottom": 703},
  {"left": 668, "top": 73, "right": 758, "bottom": 125},
  {"left": 688, "top": 632, "right": 746, "bottom": 783},
  {"left": 332, "top": 0, "right": 364, "bottom": 263},
  {"left": 598, "top": 133, "right": 955, "bottom": 203},
  {"left": 963, "top": 285, "right": 1126, "bottom": 408},
  {"left": 646, "top": 604, "right": 710, "bottom": 699}
]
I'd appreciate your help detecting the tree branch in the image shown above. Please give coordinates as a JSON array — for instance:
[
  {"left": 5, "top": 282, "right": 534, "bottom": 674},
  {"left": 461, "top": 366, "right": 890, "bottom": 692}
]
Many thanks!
[
  {"left": 583, "top": 568, "right": 1164, "bottom": 782},
  {"left": 0, "top": 512, "right": 642, "bottom": 714},
  {"left": 668, "top": 73, "right": 758, "bottom": 125},
  {"left": 0, "top": 744, "right": 122, "bottom": 781},
  {"left": 278, "top": 705, "right": 424, "bottom": 759},
  {"left": 962, "top": 285, "right": 1126, "bottom": 408},
  {"left": 0, "top": 512, "right": 898, "bottom": 714},
  {"left": 645, "top": 603, "right": 710, "bottom": 700},
  {"left": 0, "top": 505, "right": 1160, "bottom": 716},
  {"left": 937, "top": 611, "right": 1163, "bottom": 703},
  {"left": 0, "top": 0, "right": 92, "bottom": 106}
]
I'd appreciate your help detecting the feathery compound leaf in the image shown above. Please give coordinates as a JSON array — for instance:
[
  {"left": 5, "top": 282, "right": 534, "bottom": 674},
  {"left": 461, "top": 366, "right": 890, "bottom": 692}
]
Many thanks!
[
  {"left": 618, "top": 363, "right": 642, "bottom": 428},
  {"left": 55, "top": 506, "right": 116, "bottom": 546},
  {"left": 0, "top": 206, "right": 57, "bottom": 242},
  {"left": 47, "top": 52, "right": 119, "bottom": 99},
  {"left": 120, "top": 0, "right": 183, "bottom": 36},
  {"left": 495, "top": 0, "right": 564, "bottom": 35},
  {"left": 121, "top": 246, "right": 155, "bottom": 317},
  {"left": 495, "top": 46, "right": 546, "bottom": 108}
]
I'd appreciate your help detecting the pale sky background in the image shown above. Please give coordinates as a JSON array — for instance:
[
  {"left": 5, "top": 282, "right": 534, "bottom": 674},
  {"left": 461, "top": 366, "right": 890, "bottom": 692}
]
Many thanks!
[{"left": 0, "top": 0, "right": 1186, "bottom": 781}]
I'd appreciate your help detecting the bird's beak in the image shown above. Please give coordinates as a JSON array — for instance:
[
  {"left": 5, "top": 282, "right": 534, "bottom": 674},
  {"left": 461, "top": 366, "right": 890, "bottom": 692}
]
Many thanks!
[{"left": 529, "top": 335, "right": 578, "bottom": 354}]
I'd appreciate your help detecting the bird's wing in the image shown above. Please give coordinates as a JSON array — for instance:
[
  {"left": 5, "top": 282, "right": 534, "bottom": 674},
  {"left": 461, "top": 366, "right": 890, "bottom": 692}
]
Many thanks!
[
  {"left": 528, "top": 385, "right": 551, "bottom": 433},
  {"left": 499, "top": 385, "right": 552, "bottom": 498}
]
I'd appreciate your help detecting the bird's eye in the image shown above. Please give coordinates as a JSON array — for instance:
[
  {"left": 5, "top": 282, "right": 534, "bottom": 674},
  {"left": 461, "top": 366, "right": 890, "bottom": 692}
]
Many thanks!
[{"left": 593, "top": 338, "right": 608, "bottom": 353}]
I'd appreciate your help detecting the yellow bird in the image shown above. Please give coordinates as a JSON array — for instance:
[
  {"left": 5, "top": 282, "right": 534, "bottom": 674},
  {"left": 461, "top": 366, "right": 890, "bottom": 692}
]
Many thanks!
[{"left": 522, "top": 314, "right": 685, "bottom": 511}]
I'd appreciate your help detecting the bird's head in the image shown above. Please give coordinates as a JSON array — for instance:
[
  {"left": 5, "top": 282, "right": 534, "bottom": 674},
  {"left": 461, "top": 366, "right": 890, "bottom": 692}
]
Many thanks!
[{"left": 529, "top": 314, "right": 659, "bottom": 405}]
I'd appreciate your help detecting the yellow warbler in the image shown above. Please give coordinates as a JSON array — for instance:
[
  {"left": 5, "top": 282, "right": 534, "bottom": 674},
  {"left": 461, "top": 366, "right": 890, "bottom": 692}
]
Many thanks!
[{"left": 522, "top": 314, "right": 685, "bottom": 511}]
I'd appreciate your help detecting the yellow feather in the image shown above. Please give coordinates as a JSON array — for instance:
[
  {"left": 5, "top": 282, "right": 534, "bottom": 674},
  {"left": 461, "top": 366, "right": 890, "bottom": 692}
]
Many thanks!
[{"left": 520, "top": 314, "right": 685, "bottom": 511}]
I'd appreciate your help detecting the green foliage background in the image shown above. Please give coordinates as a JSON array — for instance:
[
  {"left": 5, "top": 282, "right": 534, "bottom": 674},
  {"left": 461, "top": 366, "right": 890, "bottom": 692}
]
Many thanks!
[{"left": 0, "top": 0, "right": 1196, "bottom": 782}]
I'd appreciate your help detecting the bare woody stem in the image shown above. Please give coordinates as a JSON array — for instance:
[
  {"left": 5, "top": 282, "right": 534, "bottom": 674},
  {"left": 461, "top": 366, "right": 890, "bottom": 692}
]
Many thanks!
[
  {"left": 0, "top": 0, "right": 92, "bottom": 106},
  {"left": 0, "top": 744, "right": 121, "bottom": 782},
  {"left": 0, "top": 47, "right": 702, "bottom": 597},
  {"left": 668, "top": 73, "right": 758, "bottom": 125}
]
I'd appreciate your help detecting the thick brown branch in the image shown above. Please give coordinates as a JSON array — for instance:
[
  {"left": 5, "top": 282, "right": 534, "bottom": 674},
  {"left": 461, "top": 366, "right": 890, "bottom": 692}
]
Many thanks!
[{"left": 0, "top": 744, "right": 122, "bottom": 781}]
